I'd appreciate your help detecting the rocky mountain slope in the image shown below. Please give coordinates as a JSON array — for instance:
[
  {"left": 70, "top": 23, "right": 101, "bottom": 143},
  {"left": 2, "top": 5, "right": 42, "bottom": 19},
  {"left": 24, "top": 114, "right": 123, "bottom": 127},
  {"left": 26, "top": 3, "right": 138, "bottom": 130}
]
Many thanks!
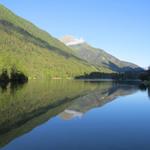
[{"left": 60, "top": 35, "right": 143, "bottom": 72}]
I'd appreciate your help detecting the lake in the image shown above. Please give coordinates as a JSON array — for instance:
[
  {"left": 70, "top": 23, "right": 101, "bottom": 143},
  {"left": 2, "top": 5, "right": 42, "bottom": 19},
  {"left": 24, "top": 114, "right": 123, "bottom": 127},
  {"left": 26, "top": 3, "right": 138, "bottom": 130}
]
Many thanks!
[{"left": 0, "top": 80, "right": 150, "bottom": 150}]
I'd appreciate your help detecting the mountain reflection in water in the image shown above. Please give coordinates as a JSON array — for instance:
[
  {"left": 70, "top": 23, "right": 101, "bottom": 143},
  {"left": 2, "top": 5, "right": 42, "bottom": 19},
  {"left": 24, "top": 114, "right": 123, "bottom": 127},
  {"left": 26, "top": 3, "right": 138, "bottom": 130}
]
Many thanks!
[{"left": 0, "top": 80, "right": 143, "bottom": 148}]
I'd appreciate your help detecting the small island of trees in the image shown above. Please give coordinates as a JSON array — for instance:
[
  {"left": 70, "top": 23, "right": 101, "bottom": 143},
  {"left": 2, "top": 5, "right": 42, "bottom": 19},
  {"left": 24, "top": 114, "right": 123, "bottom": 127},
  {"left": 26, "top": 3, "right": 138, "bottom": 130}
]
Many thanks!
[{"left": 0, "top": 66, "right": 28, "bottom": 85}]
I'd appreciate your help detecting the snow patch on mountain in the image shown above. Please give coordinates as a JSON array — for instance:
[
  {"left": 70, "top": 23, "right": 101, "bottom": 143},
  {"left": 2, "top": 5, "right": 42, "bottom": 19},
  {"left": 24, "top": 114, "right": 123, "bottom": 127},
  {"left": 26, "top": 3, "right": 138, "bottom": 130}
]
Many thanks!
[{"left": 60, "top": 35, "right": 85, "bottom": 46}]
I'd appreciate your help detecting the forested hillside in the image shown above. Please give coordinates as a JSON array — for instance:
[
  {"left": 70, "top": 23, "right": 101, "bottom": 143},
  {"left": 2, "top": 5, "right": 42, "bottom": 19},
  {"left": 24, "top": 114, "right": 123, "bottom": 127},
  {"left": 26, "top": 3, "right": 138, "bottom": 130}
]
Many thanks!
[{"left": 0, "top": 5, "right": 103, "bottom": 79}]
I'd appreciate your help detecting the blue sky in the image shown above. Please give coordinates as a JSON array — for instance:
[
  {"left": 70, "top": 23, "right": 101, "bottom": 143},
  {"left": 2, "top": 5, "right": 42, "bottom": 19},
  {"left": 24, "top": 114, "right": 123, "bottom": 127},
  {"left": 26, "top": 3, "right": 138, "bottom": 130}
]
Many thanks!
[{"left": 0, "top": 0, "right": 149, "bottom": 68}]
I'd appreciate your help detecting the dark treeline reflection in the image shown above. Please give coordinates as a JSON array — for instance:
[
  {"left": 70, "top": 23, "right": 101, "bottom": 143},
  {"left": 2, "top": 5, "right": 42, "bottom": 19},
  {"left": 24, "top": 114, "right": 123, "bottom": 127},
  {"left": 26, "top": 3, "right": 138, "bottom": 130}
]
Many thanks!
[
  {"left": 139, "top": 84, "right": 150, "bottom": 98},
  {"left": 148, "top": 87, "right": 150, "bottom": 98},
  {"left": 0, "top": 82, "right": 8, "bottom": 93},
  {"left": 0, "top": 80, "right": 148, "bottom": 148},
  {"left": 0, "top": 82, "right": 26, "bottom": 94}
]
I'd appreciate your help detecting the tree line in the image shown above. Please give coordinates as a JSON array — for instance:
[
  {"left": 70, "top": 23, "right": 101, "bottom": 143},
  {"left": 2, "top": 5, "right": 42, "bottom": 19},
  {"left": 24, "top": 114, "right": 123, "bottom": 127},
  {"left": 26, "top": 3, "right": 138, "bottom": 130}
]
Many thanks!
[
  {"left": 139, "top": 67, "right": 150, "bottom": 86},
  {"left": 75, "top": 71, "right": 141, "bottom": 81}
]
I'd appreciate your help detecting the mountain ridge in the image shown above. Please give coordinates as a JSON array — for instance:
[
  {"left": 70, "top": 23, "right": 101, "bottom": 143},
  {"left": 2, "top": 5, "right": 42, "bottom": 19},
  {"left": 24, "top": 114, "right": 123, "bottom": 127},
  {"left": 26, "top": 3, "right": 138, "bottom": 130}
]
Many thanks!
[{"left": 60, "top": 35, "right": 143, "bottom": 72}]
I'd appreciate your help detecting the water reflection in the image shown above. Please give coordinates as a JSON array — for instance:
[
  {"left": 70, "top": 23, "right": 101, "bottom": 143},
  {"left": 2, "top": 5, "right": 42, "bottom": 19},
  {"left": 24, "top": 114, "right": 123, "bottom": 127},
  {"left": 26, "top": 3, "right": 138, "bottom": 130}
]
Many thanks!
[
  {"left": 0, "top": 82, "right": 8, "bottom": 93},
  {"left": 148, "top": 87, "right": 150, "bottom": 98},
  {"left": 59, "top": 84, "right": 138, "bottom": 120},
  {"left": 0, "top": 82, "right": 26, "bottom": 94},
  {"left": 139, "top": 84, "right": 150, "bottom": 99},
  {"left": 0, "top": 80, "right": 147, "bottom": 148}
]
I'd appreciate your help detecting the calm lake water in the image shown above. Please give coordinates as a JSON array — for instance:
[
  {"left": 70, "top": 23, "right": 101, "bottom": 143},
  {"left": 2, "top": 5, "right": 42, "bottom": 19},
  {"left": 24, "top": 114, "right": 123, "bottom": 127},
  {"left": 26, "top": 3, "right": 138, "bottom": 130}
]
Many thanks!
[{"left": 0, "top": 80, "right": 150, "bottom": 150}]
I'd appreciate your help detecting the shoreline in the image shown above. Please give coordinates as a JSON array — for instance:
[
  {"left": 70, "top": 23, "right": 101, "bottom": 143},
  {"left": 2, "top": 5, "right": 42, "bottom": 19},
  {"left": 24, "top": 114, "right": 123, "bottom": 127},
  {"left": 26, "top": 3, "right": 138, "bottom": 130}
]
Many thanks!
[{"left": 75, "top": 78, "right": 141, "bottom": 82}]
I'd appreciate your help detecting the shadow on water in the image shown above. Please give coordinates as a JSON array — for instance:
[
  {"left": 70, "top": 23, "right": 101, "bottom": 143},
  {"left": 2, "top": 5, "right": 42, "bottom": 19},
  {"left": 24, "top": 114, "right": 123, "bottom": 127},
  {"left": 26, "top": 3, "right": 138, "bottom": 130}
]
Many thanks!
[{"left": 0, "top": 80, "right": 149, "bottom": 148}]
